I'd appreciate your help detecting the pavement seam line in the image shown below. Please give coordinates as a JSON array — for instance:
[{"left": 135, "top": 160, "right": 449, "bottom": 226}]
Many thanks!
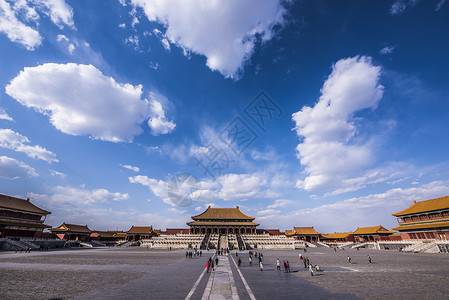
[
  {"left": 185, "top": 265, "right": 207, "bottom": 300},
  {"left": 230, "top": 255, "right": 257, "bottom": 300}
]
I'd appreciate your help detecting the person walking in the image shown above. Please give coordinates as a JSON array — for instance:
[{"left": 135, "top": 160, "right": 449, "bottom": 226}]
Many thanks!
[
  {"left": 207, "top": 261, "right": 210, "bottom": 273},
  {"left": 283, "top": 261, "right": 287, "bottom": 273},
  {"left": 249, "top": 256, "right": 252, "bottom": 266},
  {"left": 309, "top": 264, "right": 314, "bottom": 276},
  {"left": 238, "top": 257, "right": 241, "bottom": 267},
  {"left": 286, "top": 261, "right": 291, "bottom": 273},
  {"left": 276, "top": 258, "right": 281, "bottom": 271},
  {"left": 367, "top": 255, "right": 372, "bottom": 263},
  {"left": 347, "top": 256, "right": 351, "bottom": 264},
  {"left": 259, "top": 260, "right": 264, "bottom": 271},
  {"left": 215, "top": 257, "right": 219, "bottom": 267}
]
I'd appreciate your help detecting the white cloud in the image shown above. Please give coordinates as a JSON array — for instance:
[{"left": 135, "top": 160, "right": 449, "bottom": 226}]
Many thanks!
[
  {"left": 29, "top": 185, "right": 129, "bottom": 208},
  {"left": 130, "top": 0, "right": 287, "bottom": 79},
  {"left": 31, "top": 0, "right": 74, "bottom": 29},
  {"left": 266, "top": 199, "right": 293, "bottom": 209},
  {"left": 119, "top": 23, "right": 126, "bottom": 28},
  {"left": 6, "top": 63, "right": 175, "bottom": 142},
  {"left": 0, "top": 129, "right": 58, "bottom": 163},
  {"left": 0, "top": 0, "right": 74, "bottom": 50},
  {"left": 389, "top": 0, "right": 418, "bottom": 15},
  {"left": 121, "top": 164, "right": 140, "bottom": 172},
  {"left": 436, "top": 0, "right": 446, "bottom": 10},
  {"left": 56, "top": 34, "right": 76, "bottom": 54},
  {"left": 130, "top": 172, "right": 279, "bottom": 207},
  {"left": 0, "top": 0, "right": 42, "bottom": 50},
  {"left": 379, "top": 45, "right": 394, "bottom": 55},
  {"left": 50, "top": 169, "right": 65, "bottom": 178},
  {"left": 292, "top": 56, "right": 383, "bottom": 193},
  {"left": 147, "top": 92, "right": 176, "bottom": 135},
  {"left": 258, "top": 180, "right": 449, "bottom": 232},
  {"left": 0, "top": 155, "right": 37, "bottom": 178},
  {"left": 129, "top": 175, "right": 167, "bottom": 199},
  {"left": 161, "top": 38, "right": 170, "bottom": 51},
  {"left": 0, "top": 108, "right": 13, "bottom": 121}
]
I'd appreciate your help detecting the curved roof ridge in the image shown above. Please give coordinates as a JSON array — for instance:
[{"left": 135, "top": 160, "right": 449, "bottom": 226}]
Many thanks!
[
  {"left": 392, "top": 195, "right": 449, "bottom": 216},
  {"left": 191, "top": 206, "right": 255, "bottom": 220}
]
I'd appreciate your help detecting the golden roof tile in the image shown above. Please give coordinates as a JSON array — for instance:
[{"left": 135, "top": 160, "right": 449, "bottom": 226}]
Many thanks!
[
  {"left": 392, "top": 221, "right": 449, "bottom": 231},
  {"left": 353, "top": 225, "right": 395, "bottom": 235},
  {"left": 192, "top": 206, "right": 255, "bottom": 221},
  {"left": 0, "top": 194, "right": 50, "bottom": 215},
  {"left": 392, "top": 195, "right": 449, "bottom": 216}
]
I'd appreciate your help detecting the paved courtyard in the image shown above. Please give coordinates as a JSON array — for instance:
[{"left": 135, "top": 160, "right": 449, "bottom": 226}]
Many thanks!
[{"left": 0, "top": 247, "right": 448, "bottom": 299}]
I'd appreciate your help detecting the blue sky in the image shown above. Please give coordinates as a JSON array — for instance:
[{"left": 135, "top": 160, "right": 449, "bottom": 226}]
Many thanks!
[{"left": 1, "top": 0, "right": 449, "bottom": 233}]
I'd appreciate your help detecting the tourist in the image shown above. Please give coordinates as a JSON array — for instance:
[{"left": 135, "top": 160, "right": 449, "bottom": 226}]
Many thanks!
[
  {"left": 211, "top": 260, "right": 215, "bottom": 272},
  {"left": 367, "top": 255, "right": 372, "bottom": 263},
  {"left": 309, "top": 264, "right": 314, "bottom": 276},
  {"left": 215, "top": 257, "right": 219, "bottom": 267},
  {"left": 286, "top": 261, "right": 291, "bottom": 273},
  {"left": 303, "top": 257, "right": 307, "bottom": 268},
  {"left": 249, "top": 256, "right": 252, "bottom": 266},
  {"left": 206, "top": 261, "right": 210, "bottom": 273},
  {"left": 283, "top": 261, "right": 287, "bottom": 272},
  {"left": 347, "top": 256, "right": 351, "bottom": 264},
  {"left": 299, "top": 253, "right": 303, "bottom": 260},
  {"left": 315, "top": 265, "right": 322, "bottom": 272},
  {"left": 186, "top": 251, "right": 188, "bottom": 258},
  {"left": 238, "top": 257, "right": 241, "bottom": 267},
  {"left": 276, "top": 258, "right": 280, "bottom": 271},
  {"left": 259, "top": 260, "right": 264, "bottom": 271}
]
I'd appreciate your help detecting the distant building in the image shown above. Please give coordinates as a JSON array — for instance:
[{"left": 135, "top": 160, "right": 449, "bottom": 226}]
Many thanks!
[
  {"left": 50, "top": 223, "right": 92, "bottom": 241},
  {"left": 126, "top": 225, "right": 158, "bottom": 241},
  {"left": 352, "top": 225, "right": 395, "bottom": 242},
  {"left": 163, "top": 228, "right": 191, "bottom": 235},
  {"left": 285, "top": 227, "right": 321, "bottom": 242},
  {"left": 187, "top": 206, "right": 259, "bottom": 234},
  {"left": 90, "top": 230, "right": 126, "bottom": 242},
  {"left": 0, "top": 194, "right": 51, "bottom": 238},
  {"left": 321, "top": 232, "right": 355, "bottom": 243},
  {"left": 392, "top": 195, "right": 449, "bottom": 240}
]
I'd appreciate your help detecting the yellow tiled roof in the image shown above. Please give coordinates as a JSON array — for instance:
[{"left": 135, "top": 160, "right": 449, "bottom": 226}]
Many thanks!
[
  {"left": 126, "top": 225, "right": 154, "bottom": 234},
  {"left": 50, "top": 223, "right": 92, "bottom": 233},
  {"left": 0, "top": 194, "right": 50, "bottom": 215},
  {"left": 392, "top": 221, "right": 449, "bottom": 231},
  {"left": 321, "top": 232, "right": 353, "bottom": 239},
  {"left": 353, "top": 225, "right": 395, "bottom": 235},
  {"left": 192, "top": 206, "right": 255, "bottom": 221},
  {"left": 187, "top": 221, "right": 260, "bottom": 226},
  {"left": 392, "top": 195, "right": 449, "bottom": 216},
  {"left": 288, "top": 227, "right": 320, "bottom": 235}
]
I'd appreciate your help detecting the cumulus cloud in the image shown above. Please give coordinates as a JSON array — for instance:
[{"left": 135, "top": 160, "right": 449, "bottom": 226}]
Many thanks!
[
  {"left": 0, "top": 108, "right": 13, "bottom": 121},
  {"left": 29, "top": 185, "right": 129, "bottom": 208},
  {"left": 121, "top": 164, "right": 140, "bottom": 172},
  {"left": 6, "top": 63, "right": 175, "bottom": 142},
  {"left": 0, "top": 0, "right": 74, "bottom": 50},
  {"left": 0, "top": 0, "right": 42, "bottom": 50},
  {"left": 0, "top": 155, "right": 38, "bottom": 178},
  {"left": 130, "top": 0, "right": 288, "bottom": 78},
  {"left": 147, "top": 92, "right": 176, "bottom": 135},
  {"left": 258, "top": 180, "right": 449, "bottom": 232},
  {"left": 32, "top": 0, "right": 74, "bottom": 29},
  {"left": 0, "top": 129, "right": 58, "bottom": 163},
  {"left": 292, "top": 56, "right": 384, "bottom": 193},
  {"left": 130, "top": 172, "right": 279, "bottom": 207}
]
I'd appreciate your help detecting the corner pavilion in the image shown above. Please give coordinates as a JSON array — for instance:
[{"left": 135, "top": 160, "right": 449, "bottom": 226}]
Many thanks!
[{"left": 187, "top": 206, "right": 259, "bottom": 235}]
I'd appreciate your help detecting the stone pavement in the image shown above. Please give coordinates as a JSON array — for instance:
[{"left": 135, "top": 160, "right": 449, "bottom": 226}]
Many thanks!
[
  {"left": 1, "top": 247, "right": 449, "bottom": 299},
  {"left": 201, "top": 255, "right": 239, "bottom": 300}
]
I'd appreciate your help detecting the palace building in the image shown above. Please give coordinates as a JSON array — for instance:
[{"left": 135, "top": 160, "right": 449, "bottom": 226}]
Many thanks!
[
  {"left": 187, "top": 206, "right": 259, "bottom": 235},
  {"left": 352, "top": 225, "right": 396, "bottom": 242},
  {"left": 50, "top": 223, "right": 92, "bottom": 241},
  {"left": 392, "top": 195, "right": 449, "bottom": 240},
  {"left": 0, "top": 194, "right": 51, "bottom": 238},
  {"left": 285, "top": 227, "right": 321, "bottom": 242}
]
